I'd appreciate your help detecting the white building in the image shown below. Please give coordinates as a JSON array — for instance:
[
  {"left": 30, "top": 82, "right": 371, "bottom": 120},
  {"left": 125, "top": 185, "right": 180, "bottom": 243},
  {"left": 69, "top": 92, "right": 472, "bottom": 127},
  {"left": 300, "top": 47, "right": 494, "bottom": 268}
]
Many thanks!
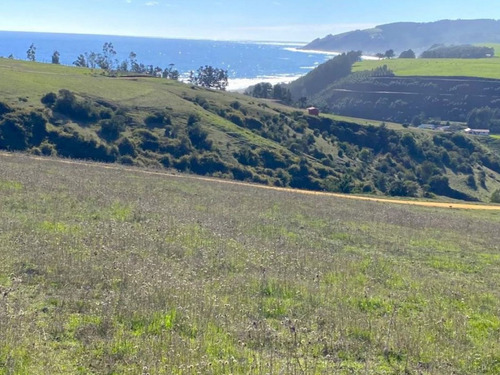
[{"left": 464, "top": 128, "right": 490, "bottom": 136}]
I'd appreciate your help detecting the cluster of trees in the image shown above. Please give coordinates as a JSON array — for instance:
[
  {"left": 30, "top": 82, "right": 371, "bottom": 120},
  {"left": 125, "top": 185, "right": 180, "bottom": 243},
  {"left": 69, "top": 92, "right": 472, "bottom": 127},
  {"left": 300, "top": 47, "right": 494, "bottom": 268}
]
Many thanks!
[
  {"left": 398, "top": 49, "right": 416, "bottom": 58},
  {"left": 72, "top": 43, "right": 180, "bottom": 79},
  {"left": 352, "top": 44, "right": 491, "bottom": 61},
  {"left": 421, "top": 44, "right": 495, "bottom": 59},
  {"left": 373, "top": 49, "right": 415, "bottom": 59},
  {"left": 375, "top": 49, "right": 396, "bottom": 59},
  {"left": 245, "top": 83, "right": 292, "bottom": 104},
  {"left": 467, "top": 107, "right": 500, "bottom": 133},
  {"left": 375, "top": 49, "right": 415, "bottom": 59},
  {"left": 20, "top": 43, "right": 231, "bottom": 90},
  {"left": 188, "top": 65, "right": 228, "bottom": 90}
]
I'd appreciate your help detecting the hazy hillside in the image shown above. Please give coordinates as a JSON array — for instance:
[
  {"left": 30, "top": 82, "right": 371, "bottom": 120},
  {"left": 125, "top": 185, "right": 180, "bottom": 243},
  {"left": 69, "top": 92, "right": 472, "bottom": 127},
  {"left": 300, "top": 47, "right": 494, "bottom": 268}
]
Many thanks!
[
  {"left": 304, "top": 19, "right": 500, "bottom": 54},
  {"left": 2, "top": 58, "right": 500, "bottom": 202}
]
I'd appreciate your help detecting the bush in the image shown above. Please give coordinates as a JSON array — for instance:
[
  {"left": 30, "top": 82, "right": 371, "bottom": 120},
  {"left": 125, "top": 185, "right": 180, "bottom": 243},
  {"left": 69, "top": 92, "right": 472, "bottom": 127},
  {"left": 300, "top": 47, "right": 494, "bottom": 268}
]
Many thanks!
[
  {"left": 98, "top": 117, "right": 125, "bottom": 142},
  {"left": 41, "top": 92, "right": 57, "bottom": 107},
  {"left": 0, "top": 101, "right": 13, "bottom": 116},
  {"left": 117, "top": 137, "right": 136, "bottom": 157},
  {"left": 0, "top": 117, "right": 28, "bottom": 150},
  {"left": 145, "top": 112, "right": 171, "bottom": 128},
  {"left": 53, "top": 90, "right": 99, "bottom": 122},
  {"left": 466, "top": 175, "right": 477, "bottom": 190},
  {"left": 491, "top": 189, "right": 500, "bottom": 203}
]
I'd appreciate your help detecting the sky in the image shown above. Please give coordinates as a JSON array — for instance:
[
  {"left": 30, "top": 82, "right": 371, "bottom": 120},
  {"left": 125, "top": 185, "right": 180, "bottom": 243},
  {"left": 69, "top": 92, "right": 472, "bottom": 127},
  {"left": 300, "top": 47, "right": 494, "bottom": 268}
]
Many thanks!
[{"left": 1, "top": 0, "right": 500, "bottom": 42}]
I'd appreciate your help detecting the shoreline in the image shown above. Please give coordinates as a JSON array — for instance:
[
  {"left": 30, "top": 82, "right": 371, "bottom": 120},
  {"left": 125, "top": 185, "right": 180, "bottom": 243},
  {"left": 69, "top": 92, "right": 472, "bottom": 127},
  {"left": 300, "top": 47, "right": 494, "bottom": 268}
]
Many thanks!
[
  {"left": 227, "top": 74, "right": 303, "bottom": 92},
  {"left": 287, "top": 46, "right": 380, "bottom": 61}
]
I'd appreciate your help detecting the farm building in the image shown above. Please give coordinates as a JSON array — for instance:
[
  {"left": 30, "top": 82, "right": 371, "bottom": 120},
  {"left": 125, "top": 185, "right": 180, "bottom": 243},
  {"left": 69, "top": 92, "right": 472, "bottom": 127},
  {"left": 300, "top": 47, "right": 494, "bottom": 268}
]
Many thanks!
[
  {"left": 464, "top": 128, "right": 490, "bottom": 136},
  {"left": 307, "top": 107, "right": 320, "bottom": 116}
]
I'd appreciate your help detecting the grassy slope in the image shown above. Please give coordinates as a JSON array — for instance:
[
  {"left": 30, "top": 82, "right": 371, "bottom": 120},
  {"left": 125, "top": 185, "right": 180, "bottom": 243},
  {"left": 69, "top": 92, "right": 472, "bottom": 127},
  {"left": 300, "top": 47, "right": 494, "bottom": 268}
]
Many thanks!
[
  {"left": 3, "top": 58, "right": 500, "bottom": 203},
  {"left": 1, "top": 153, "right": 500, "bottom": 374},
  {"left": 353, "top": 58, "right": 500, "bottom": 79},
  {"left": 0, "top": 58, "right": 295, "bottom": 160}
]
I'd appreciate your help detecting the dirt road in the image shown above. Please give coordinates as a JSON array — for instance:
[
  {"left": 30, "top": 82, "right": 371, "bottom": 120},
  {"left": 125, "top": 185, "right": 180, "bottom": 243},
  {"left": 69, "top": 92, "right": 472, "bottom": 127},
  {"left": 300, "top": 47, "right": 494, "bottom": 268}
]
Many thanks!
[{"left": 2, "top": 151, "right": 500, "bottom": 211}]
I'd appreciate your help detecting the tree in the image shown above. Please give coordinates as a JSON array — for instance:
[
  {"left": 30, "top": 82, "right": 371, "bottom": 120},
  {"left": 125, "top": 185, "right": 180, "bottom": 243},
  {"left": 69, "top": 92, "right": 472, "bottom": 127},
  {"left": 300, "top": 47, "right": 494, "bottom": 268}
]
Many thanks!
[
  {"left": 249, "top": 82, "right": 272, "bottom": 98},
  {"left": 73, "top": 54, "right": 87, "bottom": 67},
  {"left": 467, "top": 106, "right": 495, "bottom": 129},
  {"left": 96, "top": 42, "right": 117, "bottom": 71},
  {"left": 163, "top": 64, "right": 179, "bottom": 80},
  {"left": 193, "top": 65, "right": 228, "bottom": 90},
  {"left": 51, "top": 51, "right": 60, "bottom": 64},
  {"left": 26, "top": 43, "right": 36, "bottom": 61},
  {"left": 86, "top": 52, "right": 97, "bottom": 69},
  {"left": 384, "top": 49, "right": 395, "bottom": 59},
  {"left": 399, "top": 49, "right": 416, "bottom": 59}
]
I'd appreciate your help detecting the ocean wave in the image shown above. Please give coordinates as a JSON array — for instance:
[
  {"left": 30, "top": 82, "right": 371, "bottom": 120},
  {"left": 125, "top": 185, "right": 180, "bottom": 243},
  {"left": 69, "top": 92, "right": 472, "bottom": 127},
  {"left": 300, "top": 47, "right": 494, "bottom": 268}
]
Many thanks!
[
  {"left": 285, "top": 47, "right": 340, "bottom": 56},
  {"left": 227, "top": 75, "right": 303, "bottom": 92},
  {"left": 237, "top": 41, "right": 306, "bottom": 47},
  {"left": 286, "top": 47, "right": 380, "bottom": 61}
]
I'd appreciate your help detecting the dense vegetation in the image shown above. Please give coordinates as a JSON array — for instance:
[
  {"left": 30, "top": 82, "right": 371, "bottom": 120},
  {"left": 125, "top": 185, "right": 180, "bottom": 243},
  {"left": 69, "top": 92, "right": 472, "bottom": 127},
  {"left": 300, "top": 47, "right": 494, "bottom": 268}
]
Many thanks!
[
  {"left": 1, "top": 58, "right": 500, "bottom": 202},
  {"left": 302, "top": 19, "right": 500, "bottom": 54},
  {"left": 1, "top": 153, "right": 500, "bottom": 374},
  {"left": 421, "top": 44, "right": 495, "bottom": 59},
  {"left": 309, "top": 74, "right": 500, "bottom": 125},
  {"left": 2, "top": 88, "right": 500, "bottom": 202}
]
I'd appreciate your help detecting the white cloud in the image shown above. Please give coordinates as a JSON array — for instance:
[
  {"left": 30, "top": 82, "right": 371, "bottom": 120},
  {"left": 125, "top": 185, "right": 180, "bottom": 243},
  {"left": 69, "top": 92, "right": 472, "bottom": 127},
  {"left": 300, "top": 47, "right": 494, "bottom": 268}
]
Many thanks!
[{"left": 145, "top": 1, "right": 159, "bottom": 6}]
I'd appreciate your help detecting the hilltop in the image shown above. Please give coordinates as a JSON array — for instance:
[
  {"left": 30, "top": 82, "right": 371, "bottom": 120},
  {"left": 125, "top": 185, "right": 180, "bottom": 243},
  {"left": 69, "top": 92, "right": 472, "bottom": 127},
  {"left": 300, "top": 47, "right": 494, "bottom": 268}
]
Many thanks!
[
  {"left": 2, "top": 58, "right": 500, "bottom": 202},
  {"left": 303, "top": 19, "right": 500, "bottom": 54}
]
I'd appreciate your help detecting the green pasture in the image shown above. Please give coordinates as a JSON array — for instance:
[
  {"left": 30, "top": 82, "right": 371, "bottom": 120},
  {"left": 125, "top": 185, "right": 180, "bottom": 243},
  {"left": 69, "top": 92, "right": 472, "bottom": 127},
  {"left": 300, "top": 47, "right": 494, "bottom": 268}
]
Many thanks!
[
  {"left": 0, "top": 153, "right": 499, "bottom": 374},
  {"left": 354, "top": 57, "right": 500, "bottom": 79}
]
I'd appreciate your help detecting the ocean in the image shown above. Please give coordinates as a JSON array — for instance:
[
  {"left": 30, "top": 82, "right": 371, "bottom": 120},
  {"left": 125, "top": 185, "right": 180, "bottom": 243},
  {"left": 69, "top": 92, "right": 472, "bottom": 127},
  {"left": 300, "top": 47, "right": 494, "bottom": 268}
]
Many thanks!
[{"left": 0, "top": 31, "right": 337, "bottom": 91}]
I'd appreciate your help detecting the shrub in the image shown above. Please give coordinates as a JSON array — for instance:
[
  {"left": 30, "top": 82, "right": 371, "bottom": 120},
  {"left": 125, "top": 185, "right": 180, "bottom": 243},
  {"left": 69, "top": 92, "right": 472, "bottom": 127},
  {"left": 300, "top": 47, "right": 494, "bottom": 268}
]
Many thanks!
[
  {"left": 145, "top": 112, "right": 171, "bottom": 128},
  {"left": 466, "top": 175, "right": 477, "bottom": 190},
  {"left": 41, "top": 92, "right": 57, "bottom": 107},
  {"left": 0, "top": 101, "right": 13, "bottom": 116},
  {"left": 491, "top": 189, "right": 500, "bottom": 203},
  {"left": 98, "top": 117, "right": 124, "bottom": 142},
  {"left": 0, "top": 117, "right": 28, "bottom": 150},
  {"left": 117, "top": 137, "right": 136, "bottom": 157}
]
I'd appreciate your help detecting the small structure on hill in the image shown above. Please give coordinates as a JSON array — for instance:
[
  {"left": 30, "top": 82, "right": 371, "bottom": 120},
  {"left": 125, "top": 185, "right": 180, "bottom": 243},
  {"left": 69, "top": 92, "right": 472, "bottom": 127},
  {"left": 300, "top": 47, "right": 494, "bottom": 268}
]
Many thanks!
[
  {"left": 418, "top": 124, "right": 436, "bottom": 130},
  {"left": 464, "top": 128, "right": 490, "bottom": 136},
  {"left": 307, "top": 107, "right": 320, "bottom": 116}
]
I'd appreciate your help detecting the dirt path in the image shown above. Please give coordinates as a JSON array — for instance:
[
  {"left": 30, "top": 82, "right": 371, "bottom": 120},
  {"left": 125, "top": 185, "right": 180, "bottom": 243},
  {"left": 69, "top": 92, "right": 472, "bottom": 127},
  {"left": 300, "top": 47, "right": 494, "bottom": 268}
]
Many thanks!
[{"left": 2, "top": 151, "right": 500, "bottom": 211}]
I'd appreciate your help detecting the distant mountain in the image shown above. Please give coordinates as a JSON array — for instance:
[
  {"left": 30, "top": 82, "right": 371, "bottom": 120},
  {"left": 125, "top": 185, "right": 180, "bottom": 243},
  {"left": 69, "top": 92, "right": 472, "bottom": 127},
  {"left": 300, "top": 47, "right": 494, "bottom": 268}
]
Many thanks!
[{"left": 303, "top": 19, "right": 500, "bottom": 54}]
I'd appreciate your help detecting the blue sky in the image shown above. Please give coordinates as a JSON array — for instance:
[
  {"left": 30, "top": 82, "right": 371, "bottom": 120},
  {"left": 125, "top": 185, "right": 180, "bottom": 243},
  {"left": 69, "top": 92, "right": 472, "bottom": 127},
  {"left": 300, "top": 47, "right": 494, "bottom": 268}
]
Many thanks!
[{"left": 2, "top": 0, "right": 500, "bottom": 41}]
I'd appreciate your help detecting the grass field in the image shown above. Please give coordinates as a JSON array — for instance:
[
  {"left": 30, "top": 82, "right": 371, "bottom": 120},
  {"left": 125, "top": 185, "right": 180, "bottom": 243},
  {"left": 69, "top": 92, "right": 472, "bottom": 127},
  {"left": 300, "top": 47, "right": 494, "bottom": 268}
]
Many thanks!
[
  {"left": 1, "top": 152, "right": 500, "bottom": 374},
  {"left": 353, "top": 58, "right": 500, "bottom": 79},
  {"left": 321, "top": 113, "right": 403, "bottom": 130}
]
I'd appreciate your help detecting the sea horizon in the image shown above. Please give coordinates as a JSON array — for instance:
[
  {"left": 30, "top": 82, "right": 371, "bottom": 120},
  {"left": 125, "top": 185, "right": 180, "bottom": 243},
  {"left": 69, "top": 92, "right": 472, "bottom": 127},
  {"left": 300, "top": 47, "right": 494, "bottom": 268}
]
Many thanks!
[
  {"left": 0, "top": 29, "right": 309, "bottom": 45},
  {"left": 0, "top": 30, "right": 333, "bottom": 91}
]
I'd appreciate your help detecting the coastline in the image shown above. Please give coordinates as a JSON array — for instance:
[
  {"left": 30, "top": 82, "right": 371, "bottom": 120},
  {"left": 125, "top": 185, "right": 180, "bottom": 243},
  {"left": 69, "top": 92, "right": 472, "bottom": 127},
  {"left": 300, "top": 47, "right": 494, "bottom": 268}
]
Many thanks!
[
  {"left": 287, "top": 46, "right": 380, "bottom": 61},
  {"left": 227, "top": 74, "right": 303, "bottom": 92}
]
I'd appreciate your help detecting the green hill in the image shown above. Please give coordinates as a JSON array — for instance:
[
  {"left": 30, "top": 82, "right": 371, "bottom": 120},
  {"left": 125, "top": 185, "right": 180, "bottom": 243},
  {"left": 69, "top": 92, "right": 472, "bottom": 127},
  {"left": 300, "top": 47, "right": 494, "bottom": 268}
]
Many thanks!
[
  {"left": 1, "top": 152, "right": 500, "bottom": 374},
  {"left": 2, "top": 58, "right": 500, "bottom": 202},
  {"left": 303, "top": 19, "right": 500, "bottom": 55}
]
